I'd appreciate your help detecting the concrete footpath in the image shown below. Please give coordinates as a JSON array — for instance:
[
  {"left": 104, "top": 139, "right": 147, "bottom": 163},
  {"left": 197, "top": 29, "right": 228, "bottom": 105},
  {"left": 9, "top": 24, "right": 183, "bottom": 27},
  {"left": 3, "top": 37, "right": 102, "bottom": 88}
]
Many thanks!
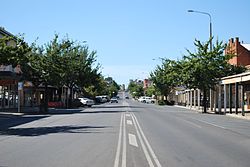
[
  {"left": 0, "top": 112, "right": 24, "bottom": 117},
  {"left": 174, "top": 105, "right": 250, "bottom": 121},
  {"left": 226, "top": 113, "right": 250, "bottom": 120}
]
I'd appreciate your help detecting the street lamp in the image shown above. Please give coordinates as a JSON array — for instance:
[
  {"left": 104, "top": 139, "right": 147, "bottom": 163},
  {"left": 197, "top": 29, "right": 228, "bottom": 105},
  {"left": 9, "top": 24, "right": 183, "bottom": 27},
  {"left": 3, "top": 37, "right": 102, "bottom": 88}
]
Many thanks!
[{"left": 188, "top": 10, "right": 212, "bottom": 51}]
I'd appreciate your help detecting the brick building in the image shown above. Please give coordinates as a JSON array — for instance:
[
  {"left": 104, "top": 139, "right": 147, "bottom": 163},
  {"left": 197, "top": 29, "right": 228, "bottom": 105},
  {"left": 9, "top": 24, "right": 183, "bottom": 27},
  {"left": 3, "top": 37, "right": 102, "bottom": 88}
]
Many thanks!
[
  {"left": 226, "top": 37, "right": 250, "bottom": 66},
  {"left": 176, "top": 37, "right": 250, "bottom": 116}
]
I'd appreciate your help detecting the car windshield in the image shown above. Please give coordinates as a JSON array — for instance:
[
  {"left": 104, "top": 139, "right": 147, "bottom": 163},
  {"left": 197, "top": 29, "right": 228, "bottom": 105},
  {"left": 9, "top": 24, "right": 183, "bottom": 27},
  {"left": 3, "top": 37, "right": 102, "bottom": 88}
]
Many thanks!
[{"left": 1, "top": 1, "right": 250, "bottom": 167}]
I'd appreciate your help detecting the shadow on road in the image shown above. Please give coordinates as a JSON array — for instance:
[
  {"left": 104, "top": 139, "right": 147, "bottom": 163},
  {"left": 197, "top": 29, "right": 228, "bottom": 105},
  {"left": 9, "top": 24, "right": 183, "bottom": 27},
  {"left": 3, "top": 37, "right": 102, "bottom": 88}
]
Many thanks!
[
  {"left": 80, "top": 110, "right": 125, "bottom": 114},
  {"left": 92, "top": 105, "right": 144, "bottom": 109},
  {"left": 0, "top": 125, "right": 110, "bottom": 137},
  {"left": 48, "top": 108, "right": 125, "bottom": 115},
  {"left": 0, "top": 115, "right": 48, "bottom": 130},
  {"left": 48, "top": 108, "right": 83, "bottom": 115}
]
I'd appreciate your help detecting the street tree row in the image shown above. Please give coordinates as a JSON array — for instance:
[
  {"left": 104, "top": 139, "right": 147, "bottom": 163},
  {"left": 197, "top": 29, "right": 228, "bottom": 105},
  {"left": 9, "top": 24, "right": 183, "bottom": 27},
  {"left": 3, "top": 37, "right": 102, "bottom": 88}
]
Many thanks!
[
  {"left": 150, "top": 38, "right": 246, "bottom": 113},
  {"left": 0, "top": 34, "right": 119, "bottom": 111}
]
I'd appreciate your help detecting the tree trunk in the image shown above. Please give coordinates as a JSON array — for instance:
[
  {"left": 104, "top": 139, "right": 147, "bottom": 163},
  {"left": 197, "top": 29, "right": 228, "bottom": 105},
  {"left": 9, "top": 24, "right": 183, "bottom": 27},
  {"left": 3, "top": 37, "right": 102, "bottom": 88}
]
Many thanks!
[
  {"left": 202, "top": 89, "right": 207, "bottom": 113},
  {"left": 58, "top": 87, "right": 62, "bottom": 101},
  {"left": 44, "top": 83, "right": 49, "bottom": 113},
  {"left": 69, "top": 86, "right": 73, "bottom": 108}
]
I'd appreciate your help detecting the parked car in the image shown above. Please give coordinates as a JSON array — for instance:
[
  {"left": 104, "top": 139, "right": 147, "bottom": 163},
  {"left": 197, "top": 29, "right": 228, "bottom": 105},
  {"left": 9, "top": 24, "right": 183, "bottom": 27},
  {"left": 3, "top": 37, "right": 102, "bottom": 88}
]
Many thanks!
[
  {"left": 95, "top": 95, "right": 110, "bottom": 103},
  {"left": 138, "top": 96, "right": 156, "bottom": 104},
  {"left": 95, "top": 96, "right": 102, "bottom": 103},
  {"left": 78, "top": 97, "right": 95, "bottom": 107},
  {"left": 72, "top": 99, "right": 83, "bottom": 107},
  {"left": 110, "top": 97, "right": 118, "bottom": 103}
]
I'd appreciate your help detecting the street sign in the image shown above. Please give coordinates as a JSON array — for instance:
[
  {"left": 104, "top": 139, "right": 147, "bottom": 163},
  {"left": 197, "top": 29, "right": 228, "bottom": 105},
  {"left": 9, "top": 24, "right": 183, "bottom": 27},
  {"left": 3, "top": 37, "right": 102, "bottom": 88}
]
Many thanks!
[{"left": 18, "top": 82, "right": 23, "bottom": 90}]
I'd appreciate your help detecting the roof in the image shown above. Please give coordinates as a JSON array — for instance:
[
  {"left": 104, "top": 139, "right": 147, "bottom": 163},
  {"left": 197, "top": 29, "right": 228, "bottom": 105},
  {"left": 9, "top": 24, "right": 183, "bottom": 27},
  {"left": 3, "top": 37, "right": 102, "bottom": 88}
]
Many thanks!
[
  {"left": 242, "top": 44, "right": 250, "bottom": 51},
  {"left": 221, "top": 71, "right": 250, "bottom": 84},
  {"left": 0, "top": 27, "right": 15, "bottom": 37}
]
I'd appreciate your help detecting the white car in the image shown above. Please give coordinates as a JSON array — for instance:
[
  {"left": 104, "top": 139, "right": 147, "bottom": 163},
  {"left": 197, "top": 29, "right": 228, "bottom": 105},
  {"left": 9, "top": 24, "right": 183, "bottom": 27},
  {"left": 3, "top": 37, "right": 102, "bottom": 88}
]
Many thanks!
[
  {"left": 138, "top": 96, "right": 156, "bottom": 104},
  {"left": 78, "top": 98, "right": 95, "bottom": 107},
  {"left": 110, "top": 97, "right": 118, "bottom": 103}
]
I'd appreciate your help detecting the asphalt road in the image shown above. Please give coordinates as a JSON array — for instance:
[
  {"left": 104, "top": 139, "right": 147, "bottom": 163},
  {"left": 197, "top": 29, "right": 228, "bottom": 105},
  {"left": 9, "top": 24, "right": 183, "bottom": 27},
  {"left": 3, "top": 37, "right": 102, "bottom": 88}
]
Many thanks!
[{"left": 0, "top": 95, "right": 250, "bottom": 167}]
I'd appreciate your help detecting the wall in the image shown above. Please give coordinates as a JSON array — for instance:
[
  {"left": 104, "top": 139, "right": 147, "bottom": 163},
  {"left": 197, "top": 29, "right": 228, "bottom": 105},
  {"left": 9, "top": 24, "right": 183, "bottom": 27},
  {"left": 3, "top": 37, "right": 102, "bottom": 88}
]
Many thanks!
[{"left": 226, "top": 37, "right": 250, "bottom": 66}]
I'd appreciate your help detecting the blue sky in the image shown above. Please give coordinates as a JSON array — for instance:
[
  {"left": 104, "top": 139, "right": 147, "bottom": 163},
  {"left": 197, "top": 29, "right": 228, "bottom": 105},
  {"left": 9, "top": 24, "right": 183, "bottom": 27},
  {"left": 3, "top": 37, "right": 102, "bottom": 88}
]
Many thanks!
[{"left": 1, "top": 0, "right": 250, "bottom": 85}]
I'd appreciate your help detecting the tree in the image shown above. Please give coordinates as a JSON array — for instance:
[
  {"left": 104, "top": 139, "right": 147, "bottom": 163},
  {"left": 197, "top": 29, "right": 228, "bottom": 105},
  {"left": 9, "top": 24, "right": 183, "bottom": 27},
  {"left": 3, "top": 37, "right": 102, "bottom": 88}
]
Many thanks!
[
  {"left": 128, "top": 82, "right": 144, "bottom": 98},
  {"left": 0, "top": 35, "right": 31, "bottom": 69},
  {"left": 25, "top": 34, "right": 102, "bottom": 110},
  {"left": 22, "top": 36, "right": 66, "bottom": 112},
  {"left": 82, "top": 75, "right": 106, "bottom": 98},
  {"left": 180, "top": 38, "right": 246, "bottom": 113},
  {"left": 1, "top": 33, "right": 118, "bottom": 111},
  {"left": 150, "top": 59, "right": 180, "bottom": 100},
  {"left": 145, "top": 85, "right": 157, "bottom": 97}
]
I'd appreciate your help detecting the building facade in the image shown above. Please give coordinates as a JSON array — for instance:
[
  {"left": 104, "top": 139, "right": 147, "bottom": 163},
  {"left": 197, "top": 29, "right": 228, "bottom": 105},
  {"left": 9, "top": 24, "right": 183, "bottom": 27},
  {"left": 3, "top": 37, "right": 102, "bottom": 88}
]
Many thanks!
[
  {"left": 226, "top": 37, "right": 250, "bottom": 66},
  {"left": 0, "top": 28, "right": 20, "bottom": 111},
  {"left": 176, "top": 37, "right": 250, "bottom": 116}
]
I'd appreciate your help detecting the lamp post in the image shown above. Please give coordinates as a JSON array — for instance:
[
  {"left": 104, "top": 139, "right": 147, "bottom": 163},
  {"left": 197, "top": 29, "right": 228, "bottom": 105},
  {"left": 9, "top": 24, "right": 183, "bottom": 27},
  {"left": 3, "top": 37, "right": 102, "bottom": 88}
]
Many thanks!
[
  {"left": 188, "top": 10, "right": 212, "bottom": 51},
  {"left": 188, "top": 10, "right": 213, "bottom": 113}
]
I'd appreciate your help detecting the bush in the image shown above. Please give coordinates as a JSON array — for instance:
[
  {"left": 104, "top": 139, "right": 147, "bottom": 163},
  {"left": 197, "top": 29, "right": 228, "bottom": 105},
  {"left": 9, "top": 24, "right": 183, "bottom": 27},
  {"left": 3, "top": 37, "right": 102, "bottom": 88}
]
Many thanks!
[
  {"left": 166, "top": 100, "right": 175, "bottom": 105},
  {"left": 157, "top": 100, "right": 175, "bottom": 106},
  {"left": 158, "top": 100, "right": 166, "bottom": 105}
]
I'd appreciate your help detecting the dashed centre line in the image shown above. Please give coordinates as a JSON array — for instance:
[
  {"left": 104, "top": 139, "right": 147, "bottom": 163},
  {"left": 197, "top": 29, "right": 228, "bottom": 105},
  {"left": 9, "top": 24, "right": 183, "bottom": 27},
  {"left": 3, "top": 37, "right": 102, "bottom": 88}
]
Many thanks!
[
  {"left": 127, "top": 120, "right": 133, "bottom": 125},
  {"left": 114, "top": 111, "right": 162, "bottom": 167},
  {"left": 128, "top": 133, "right": 138, "bottom": 147},
  {"left": 125, "top": 114, "right": 131, "bottom": 117}
]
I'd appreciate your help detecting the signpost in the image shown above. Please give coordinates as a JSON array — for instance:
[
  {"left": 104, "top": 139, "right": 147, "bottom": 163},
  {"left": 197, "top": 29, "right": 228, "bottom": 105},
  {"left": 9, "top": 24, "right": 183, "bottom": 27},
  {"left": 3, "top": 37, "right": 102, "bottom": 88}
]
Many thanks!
[{"left": 18, "top": 82, "right": 23, "bottom": 113}]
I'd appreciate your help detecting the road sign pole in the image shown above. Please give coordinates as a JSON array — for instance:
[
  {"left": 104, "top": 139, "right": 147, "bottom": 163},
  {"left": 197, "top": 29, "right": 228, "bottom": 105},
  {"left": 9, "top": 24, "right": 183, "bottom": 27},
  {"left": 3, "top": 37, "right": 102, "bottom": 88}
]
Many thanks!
[{"left": 18, "top": 82, "right": 23, "bottom": 113}]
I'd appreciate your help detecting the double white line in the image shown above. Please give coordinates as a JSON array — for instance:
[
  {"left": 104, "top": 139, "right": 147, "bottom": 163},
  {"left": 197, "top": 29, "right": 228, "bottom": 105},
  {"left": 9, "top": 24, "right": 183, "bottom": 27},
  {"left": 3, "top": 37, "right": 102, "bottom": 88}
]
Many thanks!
[
  {"left": 114, "top": 112, "right": 162, "bottom": 167},
  {"left": 114, "top": 113, "right": 126, "bottom": 167}
]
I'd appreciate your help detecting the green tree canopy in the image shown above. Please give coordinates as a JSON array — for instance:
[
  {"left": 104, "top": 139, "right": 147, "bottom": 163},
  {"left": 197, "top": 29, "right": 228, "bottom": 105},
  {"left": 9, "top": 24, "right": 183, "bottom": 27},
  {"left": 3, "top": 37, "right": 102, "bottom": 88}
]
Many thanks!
[
  {"left": 128, "top": 81, "right": 144, "bottom": 98},
  {"left": 150, "top": 58, "right": 180, "bottom": 98},
  {"left": 180, "top": 38, "right": 246, "bottom": 112},
  {"left": 0, "top": 35, "right": 31, "bottom": 68}
]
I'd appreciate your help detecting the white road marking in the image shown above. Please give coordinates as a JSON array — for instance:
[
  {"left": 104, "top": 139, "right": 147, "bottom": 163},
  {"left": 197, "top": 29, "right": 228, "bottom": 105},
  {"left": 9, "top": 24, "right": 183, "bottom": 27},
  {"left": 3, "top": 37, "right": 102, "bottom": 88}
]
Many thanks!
[
  {"left": 132, "top": 113, "right": 162, "bottom": 167},
  {"left": 127, "top": 120, "right": 133, "bottom": 125},
  {"left": 123, "top": 101, "right": 129, "bottom": 107},
  {"left": 122, "top": 113, "right": 126, "bottom": 167},
  {"left": 125, "top": 114, "right": 131, "bottom": 117},
  {"left": 114, "top": 113, "right": 124, "bottom": 167},
  {"left": 128, "top": 133, "right": 138, "bottom": 147},
  {"left": 196, "top": 119, "right": 226, "bottom": 129},
  {"left": 181, "top": 119, "right": 202, "bottom": 128},
  {"left": 131, "top": 113, "right": 155, "bottom": 167}
]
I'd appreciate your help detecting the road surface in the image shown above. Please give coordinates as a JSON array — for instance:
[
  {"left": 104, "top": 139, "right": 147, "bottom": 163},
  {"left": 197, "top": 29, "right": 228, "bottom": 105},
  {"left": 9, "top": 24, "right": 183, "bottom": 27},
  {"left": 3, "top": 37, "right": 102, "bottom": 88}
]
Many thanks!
[{"left": 0, "top": 95, "right": 250, "bottom": 167}]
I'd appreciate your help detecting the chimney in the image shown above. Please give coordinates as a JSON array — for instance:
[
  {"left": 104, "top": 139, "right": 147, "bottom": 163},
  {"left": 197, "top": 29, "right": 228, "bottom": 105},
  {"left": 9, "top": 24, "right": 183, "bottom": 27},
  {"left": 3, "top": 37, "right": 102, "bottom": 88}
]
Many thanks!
[
  {"left": 230, "top": 38, "right": 234, "bottom": 43},
  {"left": 235, "top": 37, "right": 239, "bottom": 44}
]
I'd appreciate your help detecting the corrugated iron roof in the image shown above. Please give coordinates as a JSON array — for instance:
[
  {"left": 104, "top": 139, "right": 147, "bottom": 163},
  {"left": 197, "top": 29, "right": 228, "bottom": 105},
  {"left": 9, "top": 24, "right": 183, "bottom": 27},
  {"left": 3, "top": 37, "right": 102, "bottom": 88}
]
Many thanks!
[
  {"left": 0, "top": 27, "right": 14, "bottom": 37},
  {"left": 242, "top": 44, "right": 250, "bottom": 51}
]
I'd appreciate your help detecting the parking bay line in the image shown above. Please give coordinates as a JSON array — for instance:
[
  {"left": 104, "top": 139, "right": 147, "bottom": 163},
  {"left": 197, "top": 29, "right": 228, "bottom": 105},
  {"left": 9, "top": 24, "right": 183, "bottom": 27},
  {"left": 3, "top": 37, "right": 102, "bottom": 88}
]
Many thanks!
[{"left": 196, "top": 119, "right": 226, "bottom": 130}]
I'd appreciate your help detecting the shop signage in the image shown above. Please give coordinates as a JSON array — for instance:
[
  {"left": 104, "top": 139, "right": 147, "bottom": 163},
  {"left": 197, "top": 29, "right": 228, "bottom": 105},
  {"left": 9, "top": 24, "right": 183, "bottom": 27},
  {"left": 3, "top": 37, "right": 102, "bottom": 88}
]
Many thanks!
[{"left": 18, "top": 82, "right": 23, "bottom": 90}]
